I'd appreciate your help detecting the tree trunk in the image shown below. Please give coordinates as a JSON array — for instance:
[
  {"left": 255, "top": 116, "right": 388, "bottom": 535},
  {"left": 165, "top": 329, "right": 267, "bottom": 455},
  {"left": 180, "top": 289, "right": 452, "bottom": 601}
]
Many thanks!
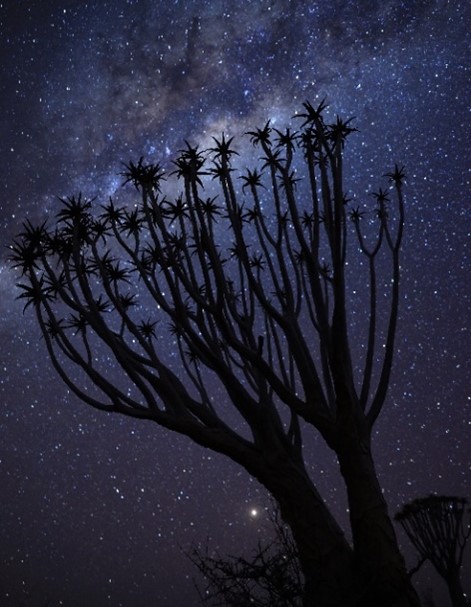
[
  {"left": 251, "top": 449, "right": 355, "bottom": 607},
  {"left": 336, "top": 429, "right": 421, "bottom": 607},
  {"left": 445, "top": 567, "right": 467, "bottom": 607}
]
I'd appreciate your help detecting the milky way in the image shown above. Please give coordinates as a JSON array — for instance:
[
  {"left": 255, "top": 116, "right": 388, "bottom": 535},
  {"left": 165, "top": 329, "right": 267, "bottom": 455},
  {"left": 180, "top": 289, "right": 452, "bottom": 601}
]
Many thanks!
[{"left": 0, "top": 1, "right": 469, "bottom": 606}]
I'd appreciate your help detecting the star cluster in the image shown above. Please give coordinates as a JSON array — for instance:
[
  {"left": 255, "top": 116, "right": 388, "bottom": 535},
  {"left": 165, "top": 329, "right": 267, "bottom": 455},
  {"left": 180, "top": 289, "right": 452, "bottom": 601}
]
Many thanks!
[{"left": 0, "top": 1, "right": 469, "bottom": 606}]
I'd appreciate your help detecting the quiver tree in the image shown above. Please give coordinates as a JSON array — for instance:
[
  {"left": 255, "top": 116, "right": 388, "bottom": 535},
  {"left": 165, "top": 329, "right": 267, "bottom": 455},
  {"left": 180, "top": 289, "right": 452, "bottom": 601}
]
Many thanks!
[
  {"left": 396, "top": 495, "right": 471, "bottom": 607},
  {"left": 9, "top": 101, "right": 419, "bottom": 606}
]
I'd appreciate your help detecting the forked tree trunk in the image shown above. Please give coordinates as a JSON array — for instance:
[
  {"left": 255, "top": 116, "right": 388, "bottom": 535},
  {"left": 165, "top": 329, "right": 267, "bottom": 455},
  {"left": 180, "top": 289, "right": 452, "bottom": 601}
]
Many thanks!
[{"left": 336, "top": 427, "right": 421, "bottom": 607}]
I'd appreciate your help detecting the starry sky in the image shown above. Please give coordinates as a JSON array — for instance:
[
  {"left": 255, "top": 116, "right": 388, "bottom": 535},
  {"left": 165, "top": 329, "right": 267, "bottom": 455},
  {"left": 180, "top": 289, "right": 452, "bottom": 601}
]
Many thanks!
[{"left": 0, "top": 1, "right": 469, "bottom": 606}]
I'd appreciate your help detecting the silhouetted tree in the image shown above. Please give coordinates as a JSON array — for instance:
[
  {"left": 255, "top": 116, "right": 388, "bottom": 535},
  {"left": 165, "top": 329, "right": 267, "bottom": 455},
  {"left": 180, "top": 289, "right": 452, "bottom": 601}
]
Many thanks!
[
  {"left": 189, "top": 505, "right": 302, "bottom": 606},
  {"left": 10, "top": 101, "right": 420, "bottom": 606},
  {"left": 396, "top": 495, "right": 471, "bottom": 607}
]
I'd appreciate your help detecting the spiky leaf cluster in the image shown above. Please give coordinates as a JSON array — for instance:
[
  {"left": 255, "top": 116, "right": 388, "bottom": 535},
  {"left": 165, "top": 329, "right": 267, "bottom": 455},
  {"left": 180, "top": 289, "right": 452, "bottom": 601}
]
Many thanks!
[{"left": 9, "top": 101, "right": 406, "bottom": 460}]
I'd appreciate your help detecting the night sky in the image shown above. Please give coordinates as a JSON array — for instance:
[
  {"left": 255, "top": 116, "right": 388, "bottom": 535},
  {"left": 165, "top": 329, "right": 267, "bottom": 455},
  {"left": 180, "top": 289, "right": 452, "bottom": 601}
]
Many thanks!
[{"left": 0, "top": 1, "right": 469, "bottom": 606}]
